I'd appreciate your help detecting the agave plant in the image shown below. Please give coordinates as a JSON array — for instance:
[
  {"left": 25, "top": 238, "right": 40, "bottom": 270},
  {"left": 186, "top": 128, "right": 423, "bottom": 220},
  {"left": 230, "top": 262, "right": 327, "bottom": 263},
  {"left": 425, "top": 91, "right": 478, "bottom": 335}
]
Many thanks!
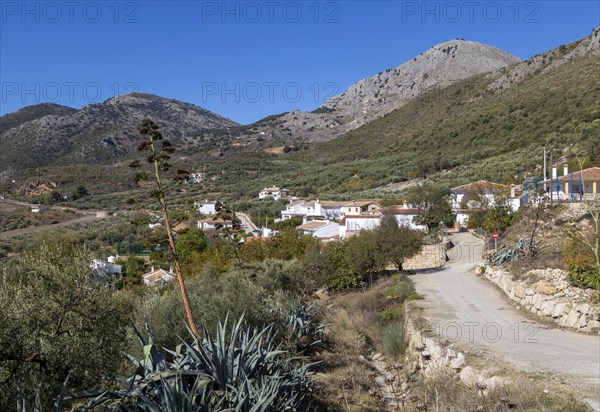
[
  {"left": 285, "top": 305, "right": 324, "bottom": 351},
  {"left": 66, "top": 315, "right": 315, "bottom": 411},
  {"left": 17, "top": 373, "right": 70, "bottom": 412}
]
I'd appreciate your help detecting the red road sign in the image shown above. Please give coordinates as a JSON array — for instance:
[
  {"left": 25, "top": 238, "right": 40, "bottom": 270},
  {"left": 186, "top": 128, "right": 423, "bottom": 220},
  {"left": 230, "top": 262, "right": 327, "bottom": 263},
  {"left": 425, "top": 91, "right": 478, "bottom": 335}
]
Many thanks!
[{"left": 492, "top": 232, "right": 500, "bottom": 239}]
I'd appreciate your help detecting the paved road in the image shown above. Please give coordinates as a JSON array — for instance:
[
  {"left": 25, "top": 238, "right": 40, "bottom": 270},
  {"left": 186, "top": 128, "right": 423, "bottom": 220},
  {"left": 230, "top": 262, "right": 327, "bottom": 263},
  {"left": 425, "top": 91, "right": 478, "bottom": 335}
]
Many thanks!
[
  {"left": 412, "top": 232, "right": 600, "bottom": 391},
  {"left": 236, "top": 212, "right": 259, "bottom": 235}
]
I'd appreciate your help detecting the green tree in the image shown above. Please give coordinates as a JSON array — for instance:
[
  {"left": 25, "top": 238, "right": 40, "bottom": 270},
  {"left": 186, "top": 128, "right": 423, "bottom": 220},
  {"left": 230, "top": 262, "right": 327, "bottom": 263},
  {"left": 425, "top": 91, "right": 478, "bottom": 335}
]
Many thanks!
[
  {"left": 320, "top": 240, "right": 365, "bottom": 290},
  {"left": 345, "top": 230, "right": 385, "bottom": 283},
  {"left": 0, "top": 242, "right": 130, "bottom": 410},
  {"left": 176, "top": 227, "right": 208, "bottom": 262},
  {"left": 42, "top": 190, "right": 62, "bottom": 205},
  {"left": 406, "top": 184, "right": 453, "bottom": 231},
  {"left": 71, "top": 185, "right": 88, "bottom": 200},
  {"left": 482, "top": 206, "right": 513, "bottom": 232},
  {"left": 375, "top": 214, "right": 423, "bottom": 271}
]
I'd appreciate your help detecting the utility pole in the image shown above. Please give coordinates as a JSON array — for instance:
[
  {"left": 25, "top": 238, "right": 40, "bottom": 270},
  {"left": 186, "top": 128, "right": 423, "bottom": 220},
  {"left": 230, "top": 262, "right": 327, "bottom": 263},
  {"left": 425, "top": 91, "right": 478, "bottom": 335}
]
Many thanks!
[{"left": 543, "top": 146, "right": 547, "bottom": 191}]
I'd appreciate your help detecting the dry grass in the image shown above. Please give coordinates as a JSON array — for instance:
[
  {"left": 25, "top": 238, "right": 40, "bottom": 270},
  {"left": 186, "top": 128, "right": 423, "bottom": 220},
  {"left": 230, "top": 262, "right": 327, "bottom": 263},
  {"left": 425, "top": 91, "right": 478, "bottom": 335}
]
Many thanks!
[
  {"left": 312, "top": 276, "right": 416, "bottom": 410},
  {"left": 406, "top": 370, "right": 591, "bottom": 412}
]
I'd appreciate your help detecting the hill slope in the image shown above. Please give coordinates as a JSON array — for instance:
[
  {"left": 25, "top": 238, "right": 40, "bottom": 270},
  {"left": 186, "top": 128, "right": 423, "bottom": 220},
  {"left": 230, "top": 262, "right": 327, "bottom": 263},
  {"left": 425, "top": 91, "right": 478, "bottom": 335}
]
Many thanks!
[
  {"left": 0, "top": 93, "right": 239, "bottom": 169},
  {"left": 0, "top": 103, "right": 77, "bottom": 135},
  {"left": 282, "top": 29, "right": 600, "bottom": 193}
]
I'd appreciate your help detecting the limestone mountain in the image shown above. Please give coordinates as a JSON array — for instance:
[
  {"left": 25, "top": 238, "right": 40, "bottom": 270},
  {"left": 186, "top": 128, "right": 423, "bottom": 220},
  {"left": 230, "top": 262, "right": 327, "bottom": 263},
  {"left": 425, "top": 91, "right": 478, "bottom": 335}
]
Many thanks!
[
  {"left": 233, "top": 39, "right": 521, "bottom": 145},
  {"left": 0, "top": 92, "right": 239, "bottom": 169}
]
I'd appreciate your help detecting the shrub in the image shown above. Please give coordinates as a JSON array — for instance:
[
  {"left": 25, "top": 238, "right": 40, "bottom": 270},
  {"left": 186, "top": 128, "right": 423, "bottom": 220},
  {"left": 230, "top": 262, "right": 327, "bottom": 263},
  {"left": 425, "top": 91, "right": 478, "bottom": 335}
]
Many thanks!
[{"left": 382, "top": 323, "right": 408, "bottom": 357}]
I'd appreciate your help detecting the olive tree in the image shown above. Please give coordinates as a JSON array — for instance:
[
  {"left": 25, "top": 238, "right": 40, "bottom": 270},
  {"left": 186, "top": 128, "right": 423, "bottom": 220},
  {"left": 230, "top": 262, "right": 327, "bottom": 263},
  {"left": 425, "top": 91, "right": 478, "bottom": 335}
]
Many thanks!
[{"left": 0, "top": 241, "right": 131, "bottom": 410}]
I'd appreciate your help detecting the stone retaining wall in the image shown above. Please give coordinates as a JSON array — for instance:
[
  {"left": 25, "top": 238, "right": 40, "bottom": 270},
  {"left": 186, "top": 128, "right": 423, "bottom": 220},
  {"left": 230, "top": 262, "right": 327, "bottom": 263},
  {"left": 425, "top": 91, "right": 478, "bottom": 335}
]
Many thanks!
[
  {"left": 404, "top": 244, "right": 446, "bottom": 270},
  {"left": 476, "top": 264, "right": 600, "bottom": 334}
]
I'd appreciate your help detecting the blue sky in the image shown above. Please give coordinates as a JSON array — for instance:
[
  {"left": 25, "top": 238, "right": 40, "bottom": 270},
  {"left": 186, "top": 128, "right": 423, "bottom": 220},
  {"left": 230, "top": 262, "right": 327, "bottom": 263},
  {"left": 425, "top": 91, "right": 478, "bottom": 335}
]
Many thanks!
[{"left": 1, "top": 1, "right": 598, "bottom": 124}]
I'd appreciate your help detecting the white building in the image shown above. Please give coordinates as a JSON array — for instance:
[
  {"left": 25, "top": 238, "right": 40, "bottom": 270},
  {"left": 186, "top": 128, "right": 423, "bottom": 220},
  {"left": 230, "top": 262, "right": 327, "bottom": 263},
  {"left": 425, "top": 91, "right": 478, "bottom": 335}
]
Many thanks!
[
  {"left": 195, "top": 200, "right": 218, "bottom": 215},
  {"left": 339, "top": 215, "right": 381, "bottom": 238},
  {"left": 91, "top": 257, "right": 122, "bottom": 279},
  {"left": 390, "top": 208, "right": 427, "bottom": 231},
  {"left": 450, "top": 180, "right": 514, "bottom": 228},
  {"left": 281, "top": 200, "right": 309, "bottom": 220},
  {"left": 197, "top": 218, "right": 234, "bottom": 231},
  {"left": 297, "top": 220, "right": 340, "bottom": 240},
  {"left": 31, "top": 204, "right": 49, "bottom": 213},
  {"left": 259, "top": 186, "right": 289, "bottom": 200},
  {"left": 339, "top": 208, "right": 425, "bottom": 238},
  {"left": 295, "top": 200, "right": 379, "bottom": 221},
  {"left": 143, "top": 266, "right": 175, "bottom": 286}
]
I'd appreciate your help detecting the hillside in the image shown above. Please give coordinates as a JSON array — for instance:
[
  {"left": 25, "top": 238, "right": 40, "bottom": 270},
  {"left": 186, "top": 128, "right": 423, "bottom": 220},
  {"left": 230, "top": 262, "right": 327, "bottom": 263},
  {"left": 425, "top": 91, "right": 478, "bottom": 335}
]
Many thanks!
[
  {"left": 0, "top": 93, "right": 239, "bottom": 169},
  {"left": 0, "top": 103, "right": 77, "bottom": 135},
  {"left": 277, "top": 29, "right": 600, "bottom": 193}
]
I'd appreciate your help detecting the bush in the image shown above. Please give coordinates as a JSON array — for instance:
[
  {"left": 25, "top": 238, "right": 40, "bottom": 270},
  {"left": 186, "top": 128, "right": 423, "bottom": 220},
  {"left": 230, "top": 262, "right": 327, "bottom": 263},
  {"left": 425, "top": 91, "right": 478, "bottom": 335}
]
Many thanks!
[
  {"left": 564, "top": 234, "right": 600, "bottom": 289},
  {"left": 382, "top": 323, "right": 408, "bottom": 357},
  {"left": 133, "top": 266, "right": 300, "bottom": 351}
]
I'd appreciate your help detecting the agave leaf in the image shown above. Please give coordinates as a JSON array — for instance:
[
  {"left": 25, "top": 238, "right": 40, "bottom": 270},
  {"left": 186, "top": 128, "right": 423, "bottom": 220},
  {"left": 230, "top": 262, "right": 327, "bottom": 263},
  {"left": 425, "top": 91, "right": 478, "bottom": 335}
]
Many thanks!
[{"left": 52, "top": 371, "right": 70, "bottom": 412}]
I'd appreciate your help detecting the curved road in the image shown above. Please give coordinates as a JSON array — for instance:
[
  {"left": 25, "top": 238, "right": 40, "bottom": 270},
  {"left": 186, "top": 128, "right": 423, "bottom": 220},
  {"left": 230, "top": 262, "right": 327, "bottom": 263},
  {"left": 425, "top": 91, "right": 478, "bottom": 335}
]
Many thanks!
[{"left": 412, "top": 232, "right": 600, "bottom": 395}]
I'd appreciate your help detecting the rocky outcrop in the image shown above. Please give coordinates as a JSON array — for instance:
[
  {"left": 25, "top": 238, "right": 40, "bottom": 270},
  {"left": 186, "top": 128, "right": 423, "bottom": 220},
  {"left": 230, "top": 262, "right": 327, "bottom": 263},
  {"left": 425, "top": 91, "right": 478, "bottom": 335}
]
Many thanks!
[
  {"left": 488, "top": 27, "right": 599, "bottom": 92},
  {"left": 477, "top": 264, "right": 600, "bottom": 334}
]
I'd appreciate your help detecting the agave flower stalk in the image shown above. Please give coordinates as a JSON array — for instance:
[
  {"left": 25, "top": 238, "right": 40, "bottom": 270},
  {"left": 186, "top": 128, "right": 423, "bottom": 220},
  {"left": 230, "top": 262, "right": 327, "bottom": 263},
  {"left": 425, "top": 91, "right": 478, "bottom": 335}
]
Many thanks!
[{"left": 132, "top": 119, "right": 200, "bottom": 339}]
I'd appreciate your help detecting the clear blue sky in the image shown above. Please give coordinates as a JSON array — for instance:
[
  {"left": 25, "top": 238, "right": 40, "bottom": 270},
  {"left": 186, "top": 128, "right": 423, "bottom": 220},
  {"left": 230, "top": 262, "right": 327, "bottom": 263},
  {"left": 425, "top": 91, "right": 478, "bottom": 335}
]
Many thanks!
[{"left": 1, "top": 1, "right": 598, "bottom": 124}]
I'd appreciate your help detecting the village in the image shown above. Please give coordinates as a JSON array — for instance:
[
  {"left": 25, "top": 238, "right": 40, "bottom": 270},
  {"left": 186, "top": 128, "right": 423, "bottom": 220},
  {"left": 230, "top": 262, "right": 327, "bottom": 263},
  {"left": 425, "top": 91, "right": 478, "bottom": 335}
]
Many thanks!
[{"left": 82, "top": 165, "right": 600, "bottom": 287}]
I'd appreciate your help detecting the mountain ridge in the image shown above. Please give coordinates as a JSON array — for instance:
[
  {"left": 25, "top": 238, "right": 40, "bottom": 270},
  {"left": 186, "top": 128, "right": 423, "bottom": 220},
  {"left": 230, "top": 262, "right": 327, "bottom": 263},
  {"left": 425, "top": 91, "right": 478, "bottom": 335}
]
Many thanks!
[{"left": 0, "top": 92, "right": 239, "bottom": 169}]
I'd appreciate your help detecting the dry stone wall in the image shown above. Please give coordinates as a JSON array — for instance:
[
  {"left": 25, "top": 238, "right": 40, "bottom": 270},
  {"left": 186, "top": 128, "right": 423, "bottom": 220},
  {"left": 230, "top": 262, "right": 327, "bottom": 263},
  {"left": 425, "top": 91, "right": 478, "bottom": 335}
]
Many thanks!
[
  {"left": 404, "top": 244, "right": 446, "bottom": 270},
  {"left": 476, "top": 264, "right": 600, "bottom": 334}
]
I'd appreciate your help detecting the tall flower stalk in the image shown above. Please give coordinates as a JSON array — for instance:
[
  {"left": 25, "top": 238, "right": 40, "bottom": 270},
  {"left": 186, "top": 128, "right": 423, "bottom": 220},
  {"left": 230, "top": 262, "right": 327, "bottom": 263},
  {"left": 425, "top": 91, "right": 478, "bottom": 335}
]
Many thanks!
[{"left": 130, "top": 119, "right": 199, "bottom": 338}]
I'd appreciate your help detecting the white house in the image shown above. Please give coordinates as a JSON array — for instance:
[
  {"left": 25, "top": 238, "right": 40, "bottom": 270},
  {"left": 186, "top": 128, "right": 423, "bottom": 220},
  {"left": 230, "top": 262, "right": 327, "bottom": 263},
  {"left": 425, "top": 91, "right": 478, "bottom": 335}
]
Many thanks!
[
  {"left": 281, "top": 200, "right": 309, "bottom": 220},
  {"left": 91, "top": 256, "right": 122, "bottom": 279},
  {"left": 389, "top": 208, "right": 427, "bottom": 231},
  {"left": 280, "top": 199, "right": 381, "bottom": 222},
  {"left": 197, "top": 218, "right": 234, "bottom": 231},
  {"left": 297, "top": 220, "right": 340, "bottom": 240},
  {"left": 259, "top": 186, "right": 289, "bottom": 200},
  {"left": 339, "top": 215, "right": 381, "bottom": 238},
  {"left": 143, "top": 266, "right": 175, "bottom": 286},
  {"left": 339, "top": 208, "right": 425, "bottom": 238},
  {"left": 450, "top": 180, "right": 512, "bottom": 228},
  {"left": 195, "top": 200, "right": 218, "bottom": 215},
  {"left": 341, "top": 200, "right": 380, "bottom": 216}
]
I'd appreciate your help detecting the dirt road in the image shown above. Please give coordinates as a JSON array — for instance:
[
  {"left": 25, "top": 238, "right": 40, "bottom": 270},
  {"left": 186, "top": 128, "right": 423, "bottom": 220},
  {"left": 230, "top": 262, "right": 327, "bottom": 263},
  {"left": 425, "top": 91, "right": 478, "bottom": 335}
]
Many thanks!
[
  {"left": 412, "top": 232, "right": 600, "bottom": 397},
  {"left": 0, "top": 214, "right": 101, "bottom": 239}
]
